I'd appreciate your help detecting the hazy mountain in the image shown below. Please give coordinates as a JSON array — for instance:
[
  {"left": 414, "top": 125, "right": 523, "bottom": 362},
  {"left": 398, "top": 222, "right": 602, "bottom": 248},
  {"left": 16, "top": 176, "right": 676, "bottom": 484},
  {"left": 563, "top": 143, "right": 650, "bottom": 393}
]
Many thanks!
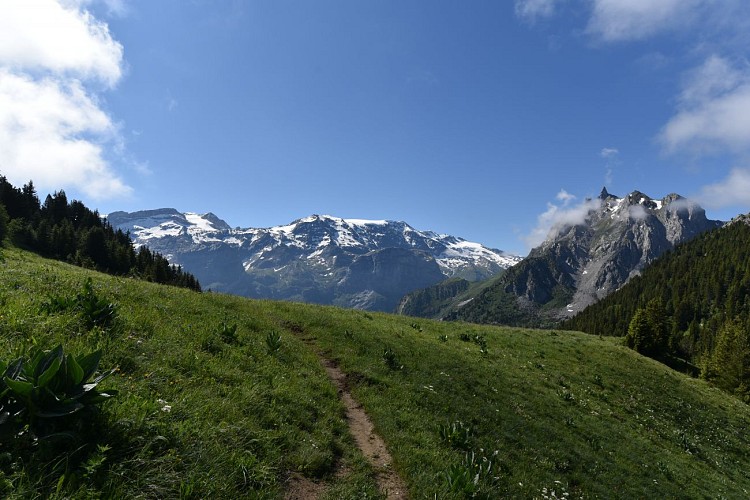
[
  {"left": 423, "top": 189, "right": 722, "bottom": 326},
  {"left": 107, "top": 210, "right": 521, "bottom": 312}
]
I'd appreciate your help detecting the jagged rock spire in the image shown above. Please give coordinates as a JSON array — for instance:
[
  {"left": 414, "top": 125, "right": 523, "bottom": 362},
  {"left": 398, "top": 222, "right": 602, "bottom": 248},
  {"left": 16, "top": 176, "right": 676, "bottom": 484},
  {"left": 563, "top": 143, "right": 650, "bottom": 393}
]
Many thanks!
[{"left": 599, "top": 186, "right": 611, "bottom": 200}]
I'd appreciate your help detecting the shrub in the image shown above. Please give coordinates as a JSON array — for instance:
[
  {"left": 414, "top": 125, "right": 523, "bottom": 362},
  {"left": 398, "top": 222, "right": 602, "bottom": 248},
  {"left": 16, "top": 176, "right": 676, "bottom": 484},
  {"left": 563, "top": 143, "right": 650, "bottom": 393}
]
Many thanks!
[
  {"left": 442, "top": 449, "right": 500, "bottom": 498},
  {"left": 438, "top": 420, "right": 473, "bottom": 450},
  {"left": 219, "top": 321, "right": 238, "bottom": 344},
  {"left": 41, "top": 278, "right": 118, "bottom": 331},
  {"left": 382, "top": 347, "right": 403, "bottom": 371},
  {"left": 0, "top": 345, "right": 117, "bottom": 441},
  {"left": 265, "top": 331, "right": 282, "bottom": 353}
]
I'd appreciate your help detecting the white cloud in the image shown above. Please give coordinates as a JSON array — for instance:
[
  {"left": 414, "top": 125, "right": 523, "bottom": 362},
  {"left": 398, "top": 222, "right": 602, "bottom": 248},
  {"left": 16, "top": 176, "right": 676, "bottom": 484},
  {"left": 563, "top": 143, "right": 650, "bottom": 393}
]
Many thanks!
[
  {"left": 556, "top": 189, "right": 576, "bottom": 205},
  {"left": 586, "top": 0, "right": 707, "bottom": 42},
  {"left": 628, "top": 204, "right": 648, "bottom": 220},
  {"left": 515, "top": 0, "right": 558, "bottom": 22},
  {"left": 0, "top": 0, "right": 131, "bottom": 200},
  {"left": 0, "top": 0, "right": 123, "bottom": 86},
  {"left": 0, "top": 70, "right": 131, "bottom": 199},
  {"left": 600, "top": 147, "right": 618, "bottom": 158},
  {"left": 523, "top": 194, "right": 601, "bottom": 249},
  {"left": 661, "top": 56, "right": 750, "bottom": 153},
  {"left": 600, "top": 147, "right": 618, "bottom": 185},
  {"left": 697, "top": 168, "right": 750, "bottom": 209}
]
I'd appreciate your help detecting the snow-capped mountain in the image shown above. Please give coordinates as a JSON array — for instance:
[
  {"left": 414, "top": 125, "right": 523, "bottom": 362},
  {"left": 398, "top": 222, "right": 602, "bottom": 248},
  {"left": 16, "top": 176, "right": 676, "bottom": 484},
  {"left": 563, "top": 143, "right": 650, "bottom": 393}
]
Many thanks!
[
  {"left": 443, "top": 188, "right": 724, "bottom": 326},
  {"left": 106, "top": 209, "right": 521, "bottom": 311}
]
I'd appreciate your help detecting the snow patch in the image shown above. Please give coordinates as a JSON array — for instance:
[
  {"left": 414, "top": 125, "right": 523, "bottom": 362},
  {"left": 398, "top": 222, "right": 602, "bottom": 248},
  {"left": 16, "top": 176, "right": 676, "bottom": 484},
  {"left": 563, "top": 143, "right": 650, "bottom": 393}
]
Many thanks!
[{"left": 184, "top": 213, "right": 218, "bottom": 232}]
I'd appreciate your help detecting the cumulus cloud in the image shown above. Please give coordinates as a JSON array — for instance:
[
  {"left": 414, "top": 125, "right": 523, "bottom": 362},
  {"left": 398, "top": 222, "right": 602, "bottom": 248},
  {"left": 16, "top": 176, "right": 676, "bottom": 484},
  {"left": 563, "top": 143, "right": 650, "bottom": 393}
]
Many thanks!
[
  {"left": 523, "top": 193, "right": 601, "bottom": 249},
  {"left": 0, "top": 0, "right": 131, "bottom": 200},
  {"left": 697, "top": 168, "right": 750, "bottom": 209},
  {"left": 514, "top": 0, "right": 558, "bottom": 22},
  {"left": 0, "top": 0, "right": 123, "bottom": 86},
  {"left": 660, "top": 56, "right": 750, "bottom": 153}
]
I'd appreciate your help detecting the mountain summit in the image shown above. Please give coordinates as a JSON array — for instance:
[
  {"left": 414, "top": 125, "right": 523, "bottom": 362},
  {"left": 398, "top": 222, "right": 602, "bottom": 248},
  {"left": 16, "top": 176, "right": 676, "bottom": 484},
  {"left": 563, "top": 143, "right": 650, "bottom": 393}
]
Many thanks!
[
  {"left": 107, "top": 210, "right": 521, "bottom": 311},
  {"left": 444, "top": 190, "right": 723, "bottom": 326}
]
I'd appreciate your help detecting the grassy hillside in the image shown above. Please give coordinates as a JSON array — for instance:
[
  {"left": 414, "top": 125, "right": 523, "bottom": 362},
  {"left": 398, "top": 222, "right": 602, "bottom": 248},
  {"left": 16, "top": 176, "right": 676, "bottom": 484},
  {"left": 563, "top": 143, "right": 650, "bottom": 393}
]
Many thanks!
[{"left": 2, "top": 248, "right": 750, "bottom": 498}]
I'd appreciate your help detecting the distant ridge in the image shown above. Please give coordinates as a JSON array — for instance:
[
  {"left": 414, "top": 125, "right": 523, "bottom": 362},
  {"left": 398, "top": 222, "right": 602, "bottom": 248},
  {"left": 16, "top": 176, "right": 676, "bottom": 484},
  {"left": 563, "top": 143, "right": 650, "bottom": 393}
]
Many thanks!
[{"left": 107, "top": 210, "right": 521, "bottom": 311}]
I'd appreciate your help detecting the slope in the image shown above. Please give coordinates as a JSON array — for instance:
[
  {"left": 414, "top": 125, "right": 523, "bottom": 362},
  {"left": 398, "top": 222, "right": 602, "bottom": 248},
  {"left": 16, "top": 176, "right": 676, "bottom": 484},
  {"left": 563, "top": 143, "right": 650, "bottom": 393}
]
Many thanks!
[
  {"left": 2, "top": 248, "right": 750, "bottom": 498},
  {"left": 561, "top": 214, "right": 750, "bottom": 396}
]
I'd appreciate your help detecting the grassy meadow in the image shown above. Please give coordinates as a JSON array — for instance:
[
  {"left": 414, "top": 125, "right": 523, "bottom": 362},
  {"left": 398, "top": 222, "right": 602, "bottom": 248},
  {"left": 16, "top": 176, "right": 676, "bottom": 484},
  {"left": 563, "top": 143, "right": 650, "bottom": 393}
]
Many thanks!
[{"left": 1, "top": 247, "right": 750, "bottom": 498}]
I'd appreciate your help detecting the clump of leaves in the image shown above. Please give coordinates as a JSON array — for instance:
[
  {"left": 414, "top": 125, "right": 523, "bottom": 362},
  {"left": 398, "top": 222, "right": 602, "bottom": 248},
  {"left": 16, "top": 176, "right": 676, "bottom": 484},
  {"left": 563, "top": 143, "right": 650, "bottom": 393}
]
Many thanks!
[
  {"left": 459, "top": 333, "right": 488, "bottom": 354},
  {"left": 265, "top": 331, "right": 282, "bottom": 353},
  {"left": 438, "top": 420, "right": 473, "bottom": 450},
  {"left": 382, "top": 347, "right": 403, "bottom": 371},
  {"left": 77, "top": 279, "right": 118, "bottom": 330},
  {"left": 410, "top": 323, "right": 423, "bottom": 332},
  {"left": 442, "top": 449, "right": 501, "bottom": 498},
  {"left": 219, "top": 321, "right": 238, "bottom": 344},
  {"left": 41, "top": 278, "right": 118, "bottom": 331},
  {"left": 439, "top": 335, "right": 449, "bottom": 342},
  {"left": 0, "top": 344, "right": 117, "bottom": 442}
]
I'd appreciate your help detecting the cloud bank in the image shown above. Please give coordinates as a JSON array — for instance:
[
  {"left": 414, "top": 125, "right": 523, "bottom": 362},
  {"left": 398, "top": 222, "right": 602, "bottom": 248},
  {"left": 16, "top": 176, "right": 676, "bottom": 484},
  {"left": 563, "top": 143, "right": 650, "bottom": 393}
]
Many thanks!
[
  {"left": 697, "top": 168, "right": 750, "bottom": 209},
  {"left": 523, "top": 190, "right": 601, "bottom": 249},
  {"left": 0, "top": 0, "right": 131, "bottom": 199},
  {"left": 660, "top": 56, "right": 750, "bottom": 154}
]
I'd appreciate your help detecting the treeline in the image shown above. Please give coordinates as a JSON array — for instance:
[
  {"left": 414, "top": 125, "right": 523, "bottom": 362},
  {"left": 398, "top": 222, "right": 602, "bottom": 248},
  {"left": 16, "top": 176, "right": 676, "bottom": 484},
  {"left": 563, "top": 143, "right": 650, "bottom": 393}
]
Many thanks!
[
  {"left": 561, "top": 218, "right": 750, "bottom": 399},
  {"left": 0, "top": 177, "right": 200, "bottom": 291}
]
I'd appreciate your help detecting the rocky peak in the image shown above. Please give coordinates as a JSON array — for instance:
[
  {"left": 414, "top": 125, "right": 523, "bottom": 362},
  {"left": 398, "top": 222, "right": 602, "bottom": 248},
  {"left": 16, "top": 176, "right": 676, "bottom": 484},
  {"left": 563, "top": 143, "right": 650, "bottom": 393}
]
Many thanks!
[
  {"left": 450, "top": 189, "right": 723, "bottom": 326},
  {"left": 599, "top": 186, "right": 616, "bottom": 201}
]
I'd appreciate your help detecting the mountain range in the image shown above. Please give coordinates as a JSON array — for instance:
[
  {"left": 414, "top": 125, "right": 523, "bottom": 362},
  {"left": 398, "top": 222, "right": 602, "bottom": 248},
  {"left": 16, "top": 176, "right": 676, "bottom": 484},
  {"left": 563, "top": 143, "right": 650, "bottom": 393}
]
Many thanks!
[
  {"left": 403, "top": 189, "right": 723, "bottom": 326},
  {"left": 106, "top": 210, "right": 521, "bottom": 312}
]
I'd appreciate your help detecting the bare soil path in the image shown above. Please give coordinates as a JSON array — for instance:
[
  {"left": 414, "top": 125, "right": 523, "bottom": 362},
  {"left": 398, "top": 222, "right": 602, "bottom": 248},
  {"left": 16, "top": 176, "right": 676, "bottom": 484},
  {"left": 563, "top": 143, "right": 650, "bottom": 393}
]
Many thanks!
[
  {"left": 285, "top": 332, "right": 408, "bottom": 499},
  {"left": 321, "top": 357, "right": 408, "bottom": 499}
]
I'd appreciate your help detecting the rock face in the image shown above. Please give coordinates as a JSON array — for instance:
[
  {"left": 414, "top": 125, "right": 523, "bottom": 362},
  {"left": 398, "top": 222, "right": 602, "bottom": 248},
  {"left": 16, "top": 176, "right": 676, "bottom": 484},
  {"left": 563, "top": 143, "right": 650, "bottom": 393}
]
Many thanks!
[
  {"left": 448, "top": 189, "right": 723, "bottom": 326},
  {"left": 107, "top": 210, "right": 521, "bottom": 312}
]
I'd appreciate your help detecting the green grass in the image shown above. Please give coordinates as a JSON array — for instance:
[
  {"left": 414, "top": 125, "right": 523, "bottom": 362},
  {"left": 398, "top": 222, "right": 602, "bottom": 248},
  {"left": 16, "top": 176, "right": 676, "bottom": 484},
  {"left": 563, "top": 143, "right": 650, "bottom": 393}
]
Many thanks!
[
  {"left": 0, "top": 249, "right": 380, "bottom": 498},
  {"left": 2, "top": 247, "right": 750, "bottom": 498}
]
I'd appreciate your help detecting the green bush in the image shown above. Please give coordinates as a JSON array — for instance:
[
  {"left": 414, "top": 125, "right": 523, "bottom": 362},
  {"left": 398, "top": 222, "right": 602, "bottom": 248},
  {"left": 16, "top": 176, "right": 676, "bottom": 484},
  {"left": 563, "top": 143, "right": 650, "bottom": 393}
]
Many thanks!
[
  {"left": 438, "top": 420, "right": 472, "bottom": 450},
  {"left": 41, "top": 278, "right": 118, "bottom": 331},
  {"left": 382, "top": 347, "right": 403, "bottom": 370},
  {"left": 265, "top": 331, "right": 282, "bottom": 353},
  {"left": 0, "top": 345, "right": 117, "bottom": 441}
]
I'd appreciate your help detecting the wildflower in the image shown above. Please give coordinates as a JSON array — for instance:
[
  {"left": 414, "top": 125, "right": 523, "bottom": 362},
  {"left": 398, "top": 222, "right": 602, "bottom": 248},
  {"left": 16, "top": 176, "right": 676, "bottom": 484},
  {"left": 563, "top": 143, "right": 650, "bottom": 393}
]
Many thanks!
[{"left": 157, "top": 398, "right": 172, "bottom": 412}]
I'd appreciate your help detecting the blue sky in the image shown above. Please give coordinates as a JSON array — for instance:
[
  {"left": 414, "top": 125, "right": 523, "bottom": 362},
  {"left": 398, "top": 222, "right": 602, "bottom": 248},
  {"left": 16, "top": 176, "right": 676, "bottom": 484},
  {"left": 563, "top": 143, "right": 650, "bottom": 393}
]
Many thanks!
[{"left": 2, "top": 1, "right": 750, "bottom": 255}]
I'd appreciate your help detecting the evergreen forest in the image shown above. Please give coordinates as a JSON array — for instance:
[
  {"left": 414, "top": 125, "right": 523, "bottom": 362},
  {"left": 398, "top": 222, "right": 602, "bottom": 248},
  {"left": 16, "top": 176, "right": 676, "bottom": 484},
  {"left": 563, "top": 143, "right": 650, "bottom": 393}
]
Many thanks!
[
  {"left": 0, "top": 176, "right": 200, "bottom": 291},
  {"left": 561, "top": 217, "right": 750, "bottom": 399}
]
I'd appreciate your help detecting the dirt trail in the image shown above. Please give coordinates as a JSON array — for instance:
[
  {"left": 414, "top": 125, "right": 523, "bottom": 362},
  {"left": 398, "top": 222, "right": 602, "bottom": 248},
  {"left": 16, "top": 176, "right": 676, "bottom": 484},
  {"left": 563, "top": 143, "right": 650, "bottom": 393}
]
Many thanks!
[
  {"left": 285, "top": 333, "right": 408, "bottom": 499},
  {"left": 321, "top": 358, "right": 408, "bottom": 499}
]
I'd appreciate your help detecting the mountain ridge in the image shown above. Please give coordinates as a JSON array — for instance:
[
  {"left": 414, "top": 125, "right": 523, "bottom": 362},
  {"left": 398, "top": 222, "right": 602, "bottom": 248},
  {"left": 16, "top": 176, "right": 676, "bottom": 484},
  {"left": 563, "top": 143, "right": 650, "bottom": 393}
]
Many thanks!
[
  {"left": 107, "top": 209, "right": 522, "bottom": 311},
  {"left": 403, "top": 189, "right": 723, "bottom": 325}
]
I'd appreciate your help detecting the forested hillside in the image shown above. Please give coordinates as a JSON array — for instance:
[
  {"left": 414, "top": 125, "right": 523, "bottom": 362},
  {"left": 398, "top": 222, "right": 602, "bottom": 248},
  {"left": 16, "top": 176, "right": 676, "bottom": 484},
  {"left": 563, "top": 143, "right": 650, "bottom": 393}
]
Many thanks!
[
  {"left": 562, "top": 216, "right": 750, "bottom": 398},
  {"left": 0, "top": 176, "right": 200, "bottom": 291}
]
